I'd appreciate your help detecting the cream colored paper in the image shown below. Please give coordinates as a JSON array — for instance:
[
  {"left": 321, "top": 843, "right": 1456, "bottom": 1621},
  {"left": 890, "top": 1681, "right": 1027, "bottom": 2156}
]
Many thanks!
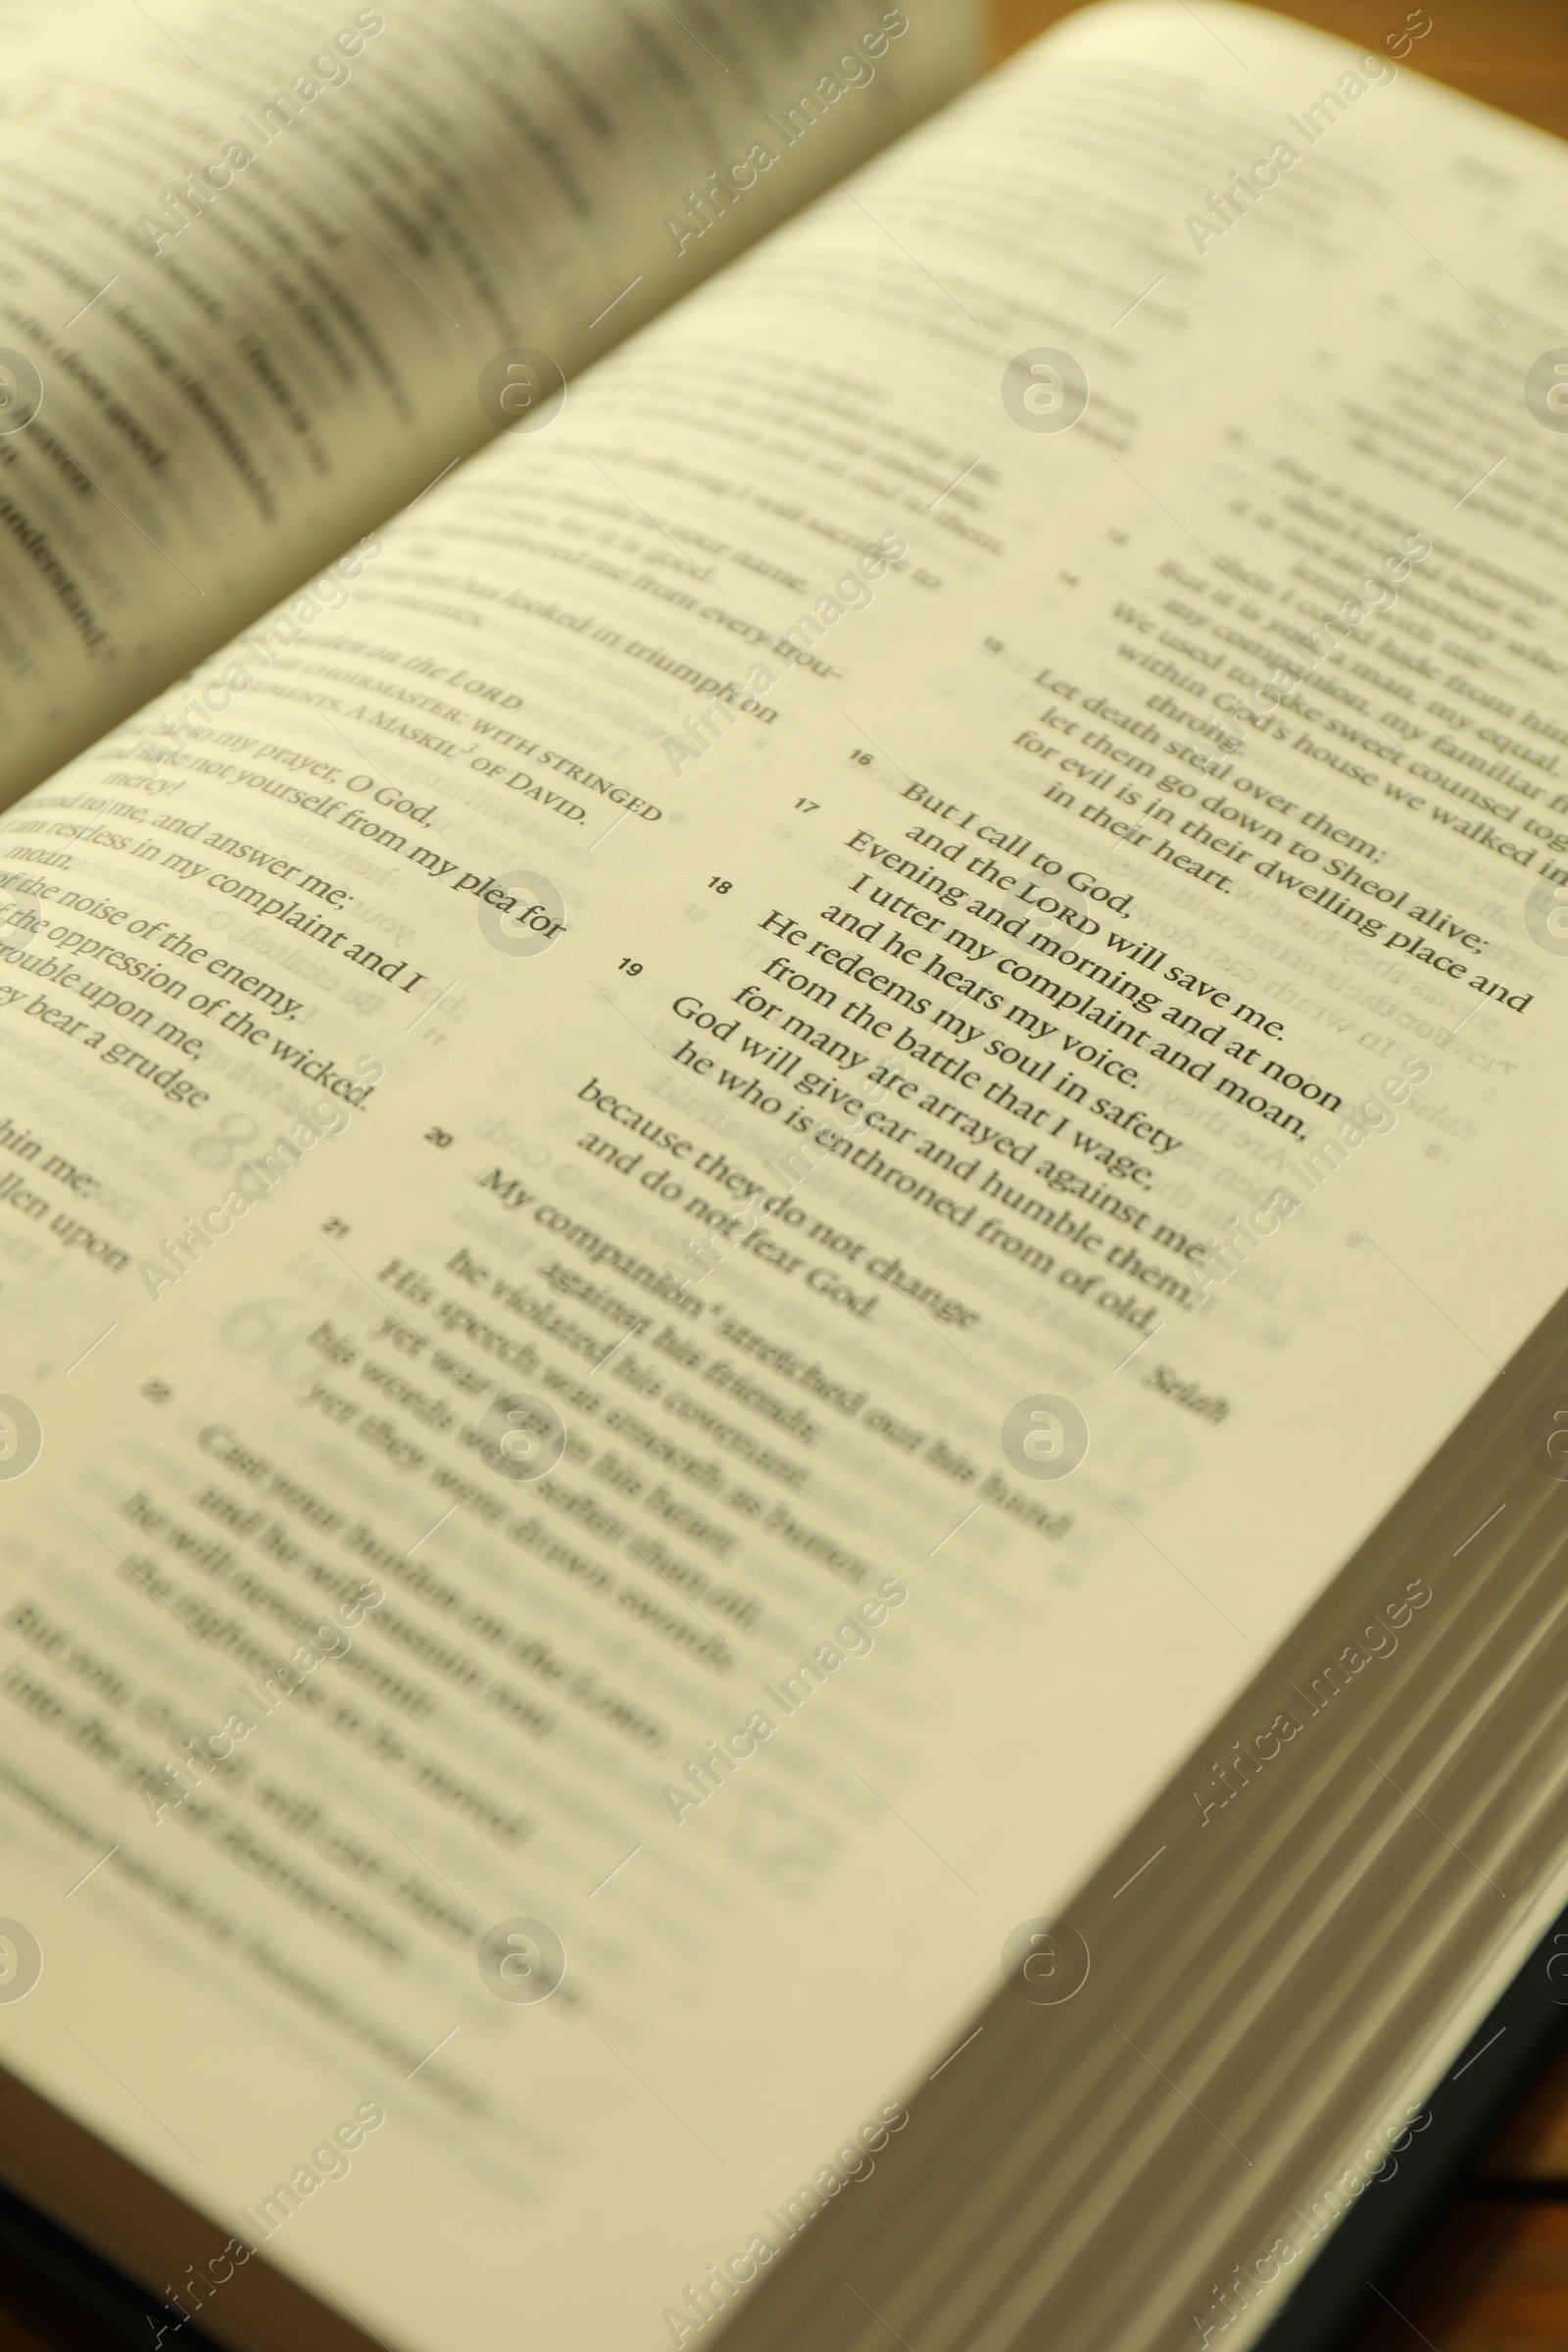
[
  {"left": 0, "top": 5, "right": 1565, "bottom": 2346},
  {"left": 0, "top": 0, "right": 976, "bottom": 797}
]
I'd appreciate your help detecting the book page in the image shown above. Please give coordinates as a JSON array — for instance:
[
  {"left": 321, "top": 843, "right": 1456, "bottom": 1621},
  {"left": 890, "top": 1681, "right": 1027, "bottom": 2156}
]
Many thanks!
[
  {"left": 0, "top": 0, "right": 978, "bottom": 800},
  {"left": 1, "top": 3, "right": 1567, "bottom": 2345}
]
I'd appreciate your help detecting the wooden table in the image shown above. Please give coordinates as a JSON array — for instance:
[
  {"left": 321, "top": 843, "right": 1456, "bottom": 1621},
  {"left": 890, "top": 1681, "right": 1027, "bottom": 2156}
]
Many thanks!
[
  {"left": 1347, "top": 2036, "right": 1568, "bottom": 2350},
  {"left": 994, "top": 0, "right": 1568, "bottom": 138}
]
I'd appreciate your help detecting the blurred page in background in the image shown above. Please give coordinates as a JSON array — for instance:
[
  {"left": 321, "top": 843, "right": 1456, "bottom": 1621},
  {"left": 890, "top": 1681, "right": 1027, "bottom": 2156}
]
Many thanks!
[{"left": 0, "top": 0, "right": 980, "bottom": 798}]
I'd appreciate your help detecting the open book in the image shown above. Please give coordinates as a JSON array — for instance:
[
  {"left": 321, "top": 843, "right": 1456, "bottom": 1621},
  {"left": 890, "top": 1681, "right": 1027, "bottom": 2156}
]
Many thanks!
[{"left": 2, "top": 0, "right": 1567, "bottom": 2345}]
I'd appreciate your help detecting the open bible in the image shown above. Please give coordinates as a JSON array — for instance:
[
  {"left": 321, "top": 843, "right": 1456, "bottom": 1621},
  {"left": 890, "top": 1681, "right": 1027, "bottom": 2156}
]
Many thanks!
[{"left": 2, "top": 1, "right": 1567, "bottom": 2347}]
